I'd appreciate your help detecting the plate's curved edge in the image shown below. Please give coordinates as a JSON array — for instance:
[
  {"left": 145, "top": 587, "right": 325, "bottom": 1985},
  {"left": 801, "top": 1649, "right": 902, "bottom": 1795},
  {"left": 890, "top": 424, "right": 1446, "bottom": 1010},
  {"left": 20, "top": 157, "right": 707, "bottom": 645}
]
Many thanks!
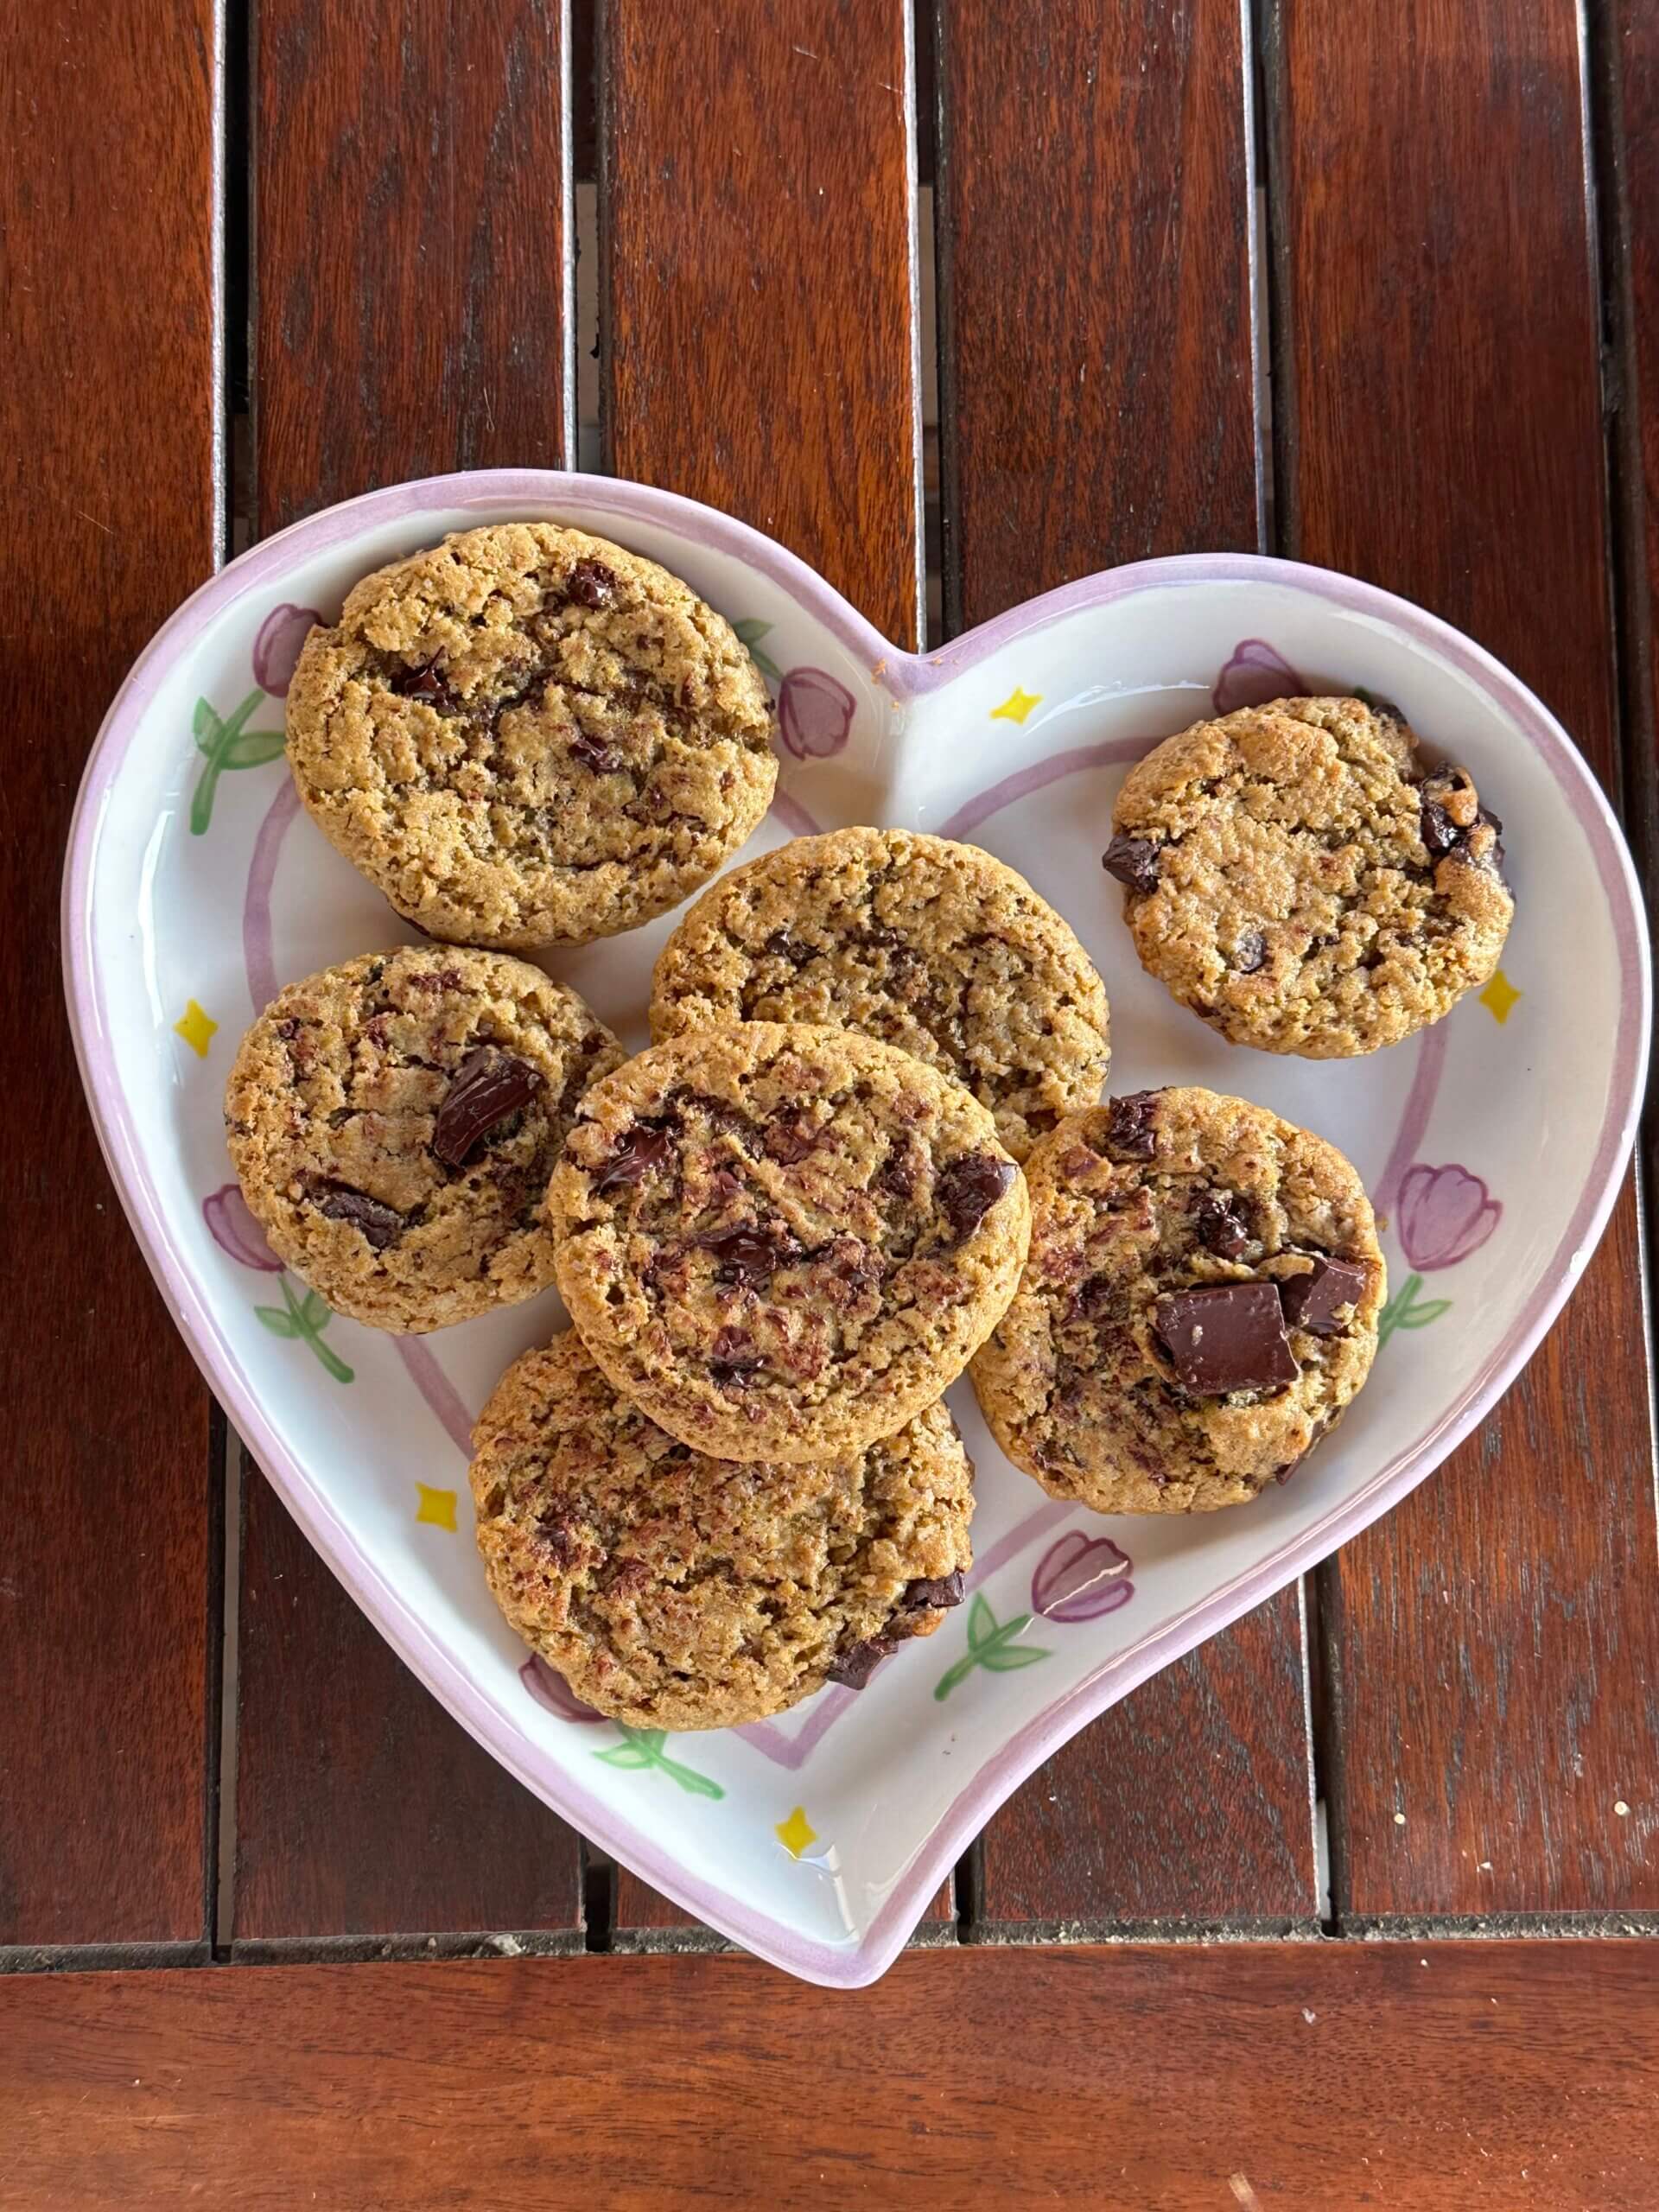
[{"left": 60, "top": 472, "right": 1654, "bottom": 1986}]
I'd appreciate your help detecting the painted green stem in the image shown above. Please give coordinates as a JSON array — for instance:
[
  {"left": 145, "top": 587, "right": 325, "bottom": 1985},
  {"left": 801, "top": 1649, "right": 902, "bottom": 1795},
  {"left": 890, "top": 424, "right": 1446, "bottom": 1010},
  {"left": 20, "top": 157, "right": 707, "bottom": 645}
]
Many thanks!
[{"left": 1376, "top": 1271, "right": 1452, "bottom": 1346}]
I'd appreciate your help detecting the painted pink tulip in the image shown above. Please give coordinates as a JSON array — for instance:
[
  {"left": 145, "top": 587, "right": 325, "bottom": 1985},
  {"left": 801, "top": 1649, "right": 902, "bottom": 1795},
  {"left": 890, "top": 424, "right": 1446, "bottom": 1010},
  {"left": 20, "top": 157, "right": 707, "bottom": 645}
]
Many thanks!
[
  {"left": 1212, "top": 638, "right": 1306, "bottom": 716},
  {"left": 778, "top": 666, "right": 856, "bottom": 760},
  {"left": 520, "top": 1654, "right": 607, "bottom": 1725},
  {"left": 252, "top": 601, "right": 322, "bottom": 696},
  {"left": 1031, "top": 1531, "right": 1134, "bottom": 1624},
  {"left": 1396, "top": 1163, "right": 1501, "bottom": 1272},
  {"left": 203, "top": 1183, "right": 282, "bottom": 1273}
]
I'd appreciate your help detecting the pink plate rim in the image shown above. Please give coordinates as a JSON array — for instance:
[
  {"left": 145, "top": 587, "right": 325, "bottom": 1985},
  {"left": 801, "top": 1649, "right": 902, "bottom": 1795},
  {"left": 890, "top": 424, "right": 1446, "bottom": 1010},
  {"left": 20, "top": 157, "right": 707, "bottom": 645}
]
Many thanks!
[{"left": 61, "top": 468, "right": 1651, "bottom": 1986}]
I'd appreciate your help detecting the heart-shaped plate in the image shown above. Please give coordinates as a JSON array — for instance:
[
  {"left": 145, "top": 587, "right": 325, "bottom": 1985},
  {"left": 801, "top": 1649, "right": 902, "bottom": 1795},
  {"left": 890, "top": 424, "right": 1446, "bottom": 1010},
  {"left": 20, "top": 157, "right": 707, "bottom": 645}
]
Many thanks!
[{"left": 64, "top": 471, "right": 1648, "bottom": 1985}]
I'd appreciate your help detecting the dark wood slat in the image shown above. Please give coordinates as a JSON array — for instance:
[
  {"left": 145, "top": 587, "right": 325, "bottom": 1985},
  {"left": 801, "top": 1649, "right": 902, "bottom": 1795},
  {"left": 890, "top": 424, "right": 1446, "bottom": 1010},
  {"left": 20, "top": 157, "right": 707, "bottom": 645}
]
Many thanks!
[
  {"left": 1274, "top": 0, "right": 1659, "bottom": 1916},
  {"left": 602, "top": 0, "right": 922, "bottom": 650},
  {"left": 935, "top": 0, "right": 1318, "bottom": 1927},
  {"left": 0, "top": 0, "right": 218, "bottom": 1948},
  {"left": 239, "top": 0, "right": 584, "bottom": 1943},
  {"left": 9, "top": 1945, "right": 1659, "bottom": 2206},
  {"left": 1610, "top": 1, "right": 1659, "bottom": 826},
  {"left": 601, "top": 0, "right": 926, "bottom": 1936}
]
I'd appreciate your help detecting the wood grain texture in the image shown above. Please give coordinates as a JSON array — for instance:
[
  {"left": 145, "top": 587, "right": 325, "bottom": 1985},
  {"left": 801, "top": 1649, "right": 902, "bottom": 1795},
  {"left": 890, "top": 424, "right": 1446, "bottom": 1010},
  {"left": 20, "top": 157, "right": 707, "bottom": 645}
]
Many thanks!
[
  {"left": 1274, "top": 0, "right": 1659, "bottom": 1915},
  {"left": 0, "top": 0, "right": 217, "bottom": 1947},
  {"left": 240, "top": 0, "right": 583, "bottom": 1942},
  {"left": 601, "top": 0, "right": 923, "bottom": 648},
  {"left": 1610, "top": 0, "right": 1659, "bottom": 842},
  {"left": 8, "top": 1945, "right": 1659, "bottom": 2206},
  {"left": 936, "top": 0, "right": 1317, "bottom": 1926},
  {"left": 601, "top": 0, "right": 925, "bottom": 1934},
  {"left": 255, "top": 0, "right": 571, "bottom": 529}
]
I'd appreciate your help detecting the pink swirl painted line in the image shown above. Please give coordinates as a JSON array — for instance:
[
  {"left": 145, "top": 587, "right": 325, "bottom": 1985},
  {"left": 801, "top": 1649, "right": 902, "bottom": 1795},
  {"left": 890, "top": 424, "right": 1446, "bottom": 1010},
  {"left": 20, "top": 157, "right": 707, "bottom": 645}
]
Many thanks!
[{"left": 938, "top": 735, "right": 1152, "bottom": 842}]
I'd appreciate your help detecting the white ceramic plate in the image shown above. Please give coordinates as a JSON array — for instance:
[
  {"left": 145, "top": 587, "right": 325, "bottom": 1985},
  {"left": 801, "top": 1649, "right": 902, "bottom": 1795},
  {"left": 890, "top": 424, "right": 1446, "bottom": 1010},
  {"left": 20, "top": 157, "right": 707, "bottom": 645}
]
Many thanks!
[{"left": 64, "top": 471, "right": 1648, "bottom": 1986}]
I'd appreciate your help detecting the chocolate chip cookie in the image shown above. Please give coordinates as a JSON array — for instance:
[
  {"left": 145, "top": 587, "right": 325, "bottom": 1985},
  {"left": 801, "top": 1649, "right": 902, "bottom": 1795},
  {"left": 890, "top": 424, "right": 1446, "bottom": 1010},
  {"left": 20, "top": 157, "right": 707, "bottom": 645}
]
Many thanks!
[
  {"left": 971, "top": 1087, "right": 1384, "bottom": 1511},
  {"left": 648, "top": 826, "right": 1110, "bottom": 1160},
  {"left": 226, "top": 946, "right": 625, "bottom": 1332},
  {"left": 285, "top": 522, "right": 778, "bottom": 950},
  {"left": 1103, "top": 696, "right": 1512, "bottom": 1056},
  {"left": 549, "top": 1022, "right": 1031, "bottom": 1463},
  {"left": 471, "top": 1331, "right": 976, "bottom": 1729}
]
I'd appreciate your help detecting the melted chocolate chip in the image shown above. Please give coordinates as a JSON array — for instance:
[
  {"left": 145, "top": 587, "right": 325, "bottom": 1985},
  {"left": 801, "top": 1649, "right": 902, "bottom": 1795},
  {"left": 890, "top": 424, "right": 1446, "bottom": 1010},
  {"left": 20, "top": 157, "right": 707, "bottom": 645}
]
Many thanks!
[
  {"left": 431, "top": 1048, "right": 543, "bottom": 1168},
  {"left": 569, "top": 730, "right": 623, "bottom": 774},
  {"left": 899, "top": 1570, "right": 964, "bottom": 1612},
  {"left": 709, "top": 1326, "right": 764, "bottom": 1389},
  {"left": 1421, "top": 799, "right": 1461, "bottom": 857},
  {"left": 391, "top": 662, "right": 458, "bottom": 712},
  {"left": 762, "top": 927, "right": 814, "bottom": 969},
  {"left": 936, "top": 1152, "right": 1017, "bottom": 1243},
  {"left": 1154, "top": 1281, "right": 1300, "bottom": 1395},
  {"left": 1233, "top": 931, "right": 1268, "bottom": 975},
  {"left": 874, "top": 1147, "right": 916, "bottom": 1203},
  {"left": 1102, "top": 833, "right": 1160, "bottom": 895},
  {"left": 763, "top": 1116, "right": 819, "bottom": 1165},
  {"left": 1068, "top": 1273, "right": 1121, "bottom": 1323},
  {"left": 1278, "top": 1256, "right": 1369, "bottom": 1336},
  {"left": 565, "top": 558, "right": 618, "bottom": 609},
  {"left": 1105, "top": 1091, "right": 1161, "bottom": 1160},
  {"left": 1058, "top": 1142, "right": 1103, "bottom": 1181},
  {"left": 1194, "top": 1190, "right": 1252, "bottom": 1261},
  {"left": 312, "top": 1182, "right": 405, "bottom": 1251},
  {"left": 698, "top": 1224, "right": 803, "bottom": 1289},
  {"left": 594, "top": 1120, "right": 674, "bottom": 1192},
  {"left": 827, "top": 1635, "right": 899, "bottom": 1690}
]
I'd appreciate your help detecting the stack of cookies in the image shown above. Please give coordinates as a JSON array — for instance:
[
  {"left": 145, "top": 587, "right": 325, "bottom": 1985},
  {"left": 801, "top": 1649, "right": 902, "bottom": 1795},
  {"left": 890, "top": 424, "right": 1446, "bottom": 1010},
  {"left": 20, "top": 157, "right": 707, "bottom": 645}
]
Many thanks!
[{"left": 224, "top": 523, "right": 1512, "bottom": 1731}]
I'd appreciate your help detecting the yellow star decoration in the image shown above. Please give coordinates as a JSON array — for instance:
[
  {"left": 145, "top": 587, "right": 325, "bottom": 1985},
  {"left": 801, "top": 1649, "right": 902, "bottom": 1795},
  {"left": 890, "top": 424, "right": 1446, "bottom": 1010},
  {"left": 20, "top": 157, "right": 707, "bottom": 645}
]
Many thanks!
[
  {"left": 1479, "top": 969, "right": 1520, "bottom": 1025},
  {"left": 415, "top": 1484, "right": 458, "bottom": 1532},
  {"left": 173, "top": 1000, "right": 219, "bottom": 1058},
  {"left": 990, "top": 685, "right": 1042, "bottom": 726},
  {"left": 775, "top": 1806, "right": 818, "bottom": 1859}
]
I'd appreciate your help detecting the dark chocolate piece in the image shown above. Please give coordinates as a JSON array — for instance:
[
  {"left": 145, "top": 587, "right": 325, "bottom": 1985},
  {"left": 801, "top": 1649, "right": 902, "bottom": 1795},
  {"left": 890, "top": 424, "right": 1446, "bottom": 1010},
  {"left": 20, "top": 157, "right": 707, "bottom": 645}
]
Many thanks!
[
  {"left": 763, "top": 1115, "right": 819, "bottom": 1165},
  {"left": 565, "top": 558, "right": 618, "bottom": 609},
  {"left": 431, "top": 1048, "right": 543, "bottom": 1168},
  {"left": 1154, "top": 1281, "right": 1300, "bottom": 1395},
  {"left": 1278, "top": 1255, "right": 1369, "bottom": 1336},
  {"left": 936, "top": 1152, "right": 1017, "bottom": 1242},
  {"left": 827, "top": 1635, "right": 899, "bottom": 1690},
  {"left": 899, "top": 1571, "right": 963, "bottom": 1613},
  {"left": 1194, "top": 1190, "right": 1252, "bottom": 1260},
  {"left": 1104, "top": 1091, "right": 1160, "bottom": 1160},
  {"left": 698, "top": 1224, "right": 803, "bottom": 1289},
  {"left": 312, "top": 1182, "right": 406, "bottom": 1251},
  {"left": 594, "top": 1121, "right": 674, "bottom": 1192},
  {"left": 569, "top": 729, "right": 624, "bottom": 774},
  {"left": 709, "top": 1326, "right": 764, "bottom": 1389},
  {"left": 1102, "top": 833, "right": 1160, "bottom": 895},
  {"left": 391, "top": 662, "right": 458, "bottom": 712}
]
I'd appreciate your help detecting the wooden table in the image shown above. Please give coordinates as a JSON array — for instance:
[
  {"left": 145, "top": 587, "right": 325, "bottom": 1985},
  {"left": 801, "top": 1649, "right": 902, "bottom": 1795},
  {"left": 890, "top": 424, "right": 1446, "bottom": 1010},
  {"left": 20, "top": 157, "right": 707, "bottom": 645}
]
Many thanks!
[{"left": 6, "top": 2, "right": 1659, "bottom": 2202}]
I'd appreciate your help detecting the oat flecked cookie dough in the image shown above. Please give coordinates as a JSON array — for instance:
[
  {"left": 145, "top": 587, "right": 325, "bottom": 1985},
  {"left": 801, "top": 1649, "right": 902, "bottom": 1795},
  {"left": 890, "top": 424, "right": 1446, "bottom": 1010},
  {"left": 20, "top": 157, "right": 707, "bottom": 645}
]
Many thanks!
[
  {"left": 226, "top": 945, "right": 625, "bottom": 1332},
  {"left": 285, "top": 522, "right": 778, "bottom": 949},
  {"left": 971, "top": 1087, "right": 1384, "bottom": 1512},
  {"left": 649, "top": 826, "right": 1111, "bottom": 1160},
  {"left": 549, "top": 1022, "right": 1031, "bottom": 1463},
  {"left": 1103, "top": 695, "right": 1512, "bottom": 1056},
  {"left": 470, "top": 1332, "right": 976, "bottom": 1727}
]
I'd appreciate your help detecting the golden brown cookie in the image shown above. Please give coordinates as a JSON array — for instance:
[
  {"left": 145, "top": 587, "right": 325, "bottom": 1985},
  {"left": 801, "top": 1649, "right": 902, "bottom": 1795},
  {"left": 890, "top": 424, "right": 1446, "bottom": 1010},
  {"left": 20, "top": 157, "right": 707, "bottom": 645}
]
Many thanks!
[
  {"left": 226, "top": 945, "right": 625, "bottom": 1332},
  {"left": 471, "top": 1332, "right": 976, "bottom": 1729},
  {"left": 1104, "top": 695, "right": 1512, "bottom": 1055},
  {"left": 548, "top": 1022, "right": 1031, "bottom": 1462},
  {"left": 971, "top": 1087, "right": 1384, "bottom": 1511},
  {"left": 649, "top": 826, "right": 1110, "bottom": 1160},
  {"left": 285, "top": 522, "right": 777, "bottom": 950}
]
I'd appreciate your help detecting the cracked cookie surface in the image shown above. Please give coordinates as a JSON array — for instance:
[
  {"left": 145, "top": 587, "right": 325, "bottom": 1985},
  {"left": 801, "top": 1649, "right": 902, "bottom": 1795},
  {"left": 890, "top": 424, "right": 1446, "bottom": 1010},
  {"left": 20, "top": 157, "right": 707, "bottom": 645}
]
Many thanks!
[
  {"left": 649, "top": 826, "right": 1110, "bottom": 1160},
  {"left": 970, "top": 1087, "right": 1384, "bottom": 1511},
  {"left": 226, "top": 945, "right": 625, "bottom": 1332},
  {"left": 470, "top": 1332, "right": 975, "bottom": 1729},
  {"left": 549, "top": 1022, "right": 1031, "bottom": 1462},
  {"left": 285, "top": 522, "right": 778, "bottom": 949},
  {"left": 1105, "top": 695, "right": 1512, "bottom": 1055}
]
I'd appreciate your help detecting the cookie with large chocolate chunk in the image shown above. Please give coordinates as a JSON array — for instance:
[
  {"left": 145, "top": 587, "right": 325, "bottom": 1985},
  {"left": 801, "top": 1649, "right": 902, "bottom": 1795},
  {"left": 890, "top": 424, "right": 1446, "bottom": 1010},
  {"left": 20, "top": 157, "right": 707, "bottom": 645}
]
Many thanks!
[
  {"left": 470, "top": 1333, "right": 974, "bottom": 1730},
  {"left": 285, "top": 521, "right": 778, "bottom": 950},
  {"left": 650, "top": 827, "right": 1110, "bottom": 1159},
  {"left": 1107, "top": 696, "right": 1512, "bottom": 1056},
  {"left": 549, "top": 1022, "right": 1031, "bottom": 1462},
  {"left": 970, "top": 1086, "right": 1384, "bottom": 1512},
  {"left": 225, "top": 946, "right": 625, "bottom": 1332}
]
